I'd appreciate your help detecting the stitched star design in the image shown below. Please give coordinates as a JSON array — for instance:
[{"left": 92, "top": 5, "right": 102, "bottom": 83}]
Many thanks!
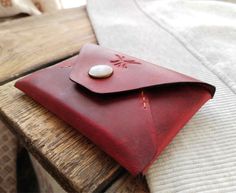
[{"left": 110, "top": 54, "right": 141, "bottom": 68}]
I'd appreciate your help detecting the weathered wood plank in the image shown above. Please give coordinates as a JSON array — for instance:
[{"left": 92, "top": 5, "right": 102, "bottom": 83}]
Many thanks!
[
  {"left": 0, "top": 7, "right": 150, "bottom": 193},
  {"left": 0, "top": 6, "right": 96, "bottom": 85},
  {"left": 0, "top": 77, "right": 150, "bottom": 193},
  {"left": 105, "top": 174, "right": 149, "bottom": 193},
  {"left": 0, "top": 81, "right": 122, "bottom": 193}
]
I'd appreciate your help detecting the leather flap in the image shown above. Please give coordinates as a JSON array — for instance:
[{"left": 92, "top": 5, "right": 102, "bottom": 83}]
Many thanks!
[{"left": 70, "top": 44, "right": 215, "bottom": 96}]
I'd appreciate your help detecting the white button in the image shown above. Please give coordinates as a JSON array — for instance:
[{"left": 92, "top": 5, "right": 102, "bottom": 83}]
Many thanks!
[{"left": 88, "top": 65, "right": 113, "bottom": 79}]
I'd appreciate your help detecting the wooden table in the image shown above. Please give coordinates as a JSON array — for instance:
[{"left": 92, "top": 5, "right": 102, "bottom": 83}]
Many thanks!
[{"left": 0, "top": 7, "right": 149, "bottom": 193}]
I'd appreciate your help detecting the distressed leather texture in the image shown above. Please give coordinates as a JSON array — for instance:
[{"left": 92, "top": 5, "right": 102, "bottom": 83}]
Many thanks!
[{"left": 15, "top": 44, "right": 215, "bottom": 175}]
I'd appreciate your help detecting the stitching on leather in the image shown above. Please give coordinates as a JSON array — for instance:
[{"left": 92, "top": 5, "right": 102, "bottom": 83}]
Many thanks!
[
  {"left": 134, "top": 0, "right": 236, "bottom": 95},
  {"left": 60, "top": 66, "right": 72, "bottom": 68},
  {"left": 141, "top": 90, "right": 147, "bottom": 109}
]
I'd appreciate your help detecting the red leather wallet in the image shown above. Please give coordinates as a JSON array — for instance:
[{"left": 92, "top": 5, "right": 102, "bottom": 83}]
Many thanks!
[{"left": 15, "top": 44, "right": 215, "bottom": 175}]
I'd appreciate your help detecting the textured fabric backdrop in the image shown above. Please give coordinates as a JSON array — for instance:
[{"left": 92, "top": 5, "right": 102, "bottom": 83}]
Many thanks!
[{"left": 87, "top": 0, "right": 236, "bottom": 192}]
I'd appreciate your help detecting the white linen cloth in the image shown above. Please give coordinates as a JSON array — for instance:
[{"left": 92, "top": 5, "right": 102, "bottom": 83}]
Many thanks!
[{"left": 87, "top": 0, "right": 236, "bottom": 192}]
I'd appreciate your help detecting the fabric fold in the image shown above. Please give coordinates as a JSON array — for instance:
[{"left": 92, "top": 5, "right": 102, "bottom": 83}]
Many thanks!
[{"left": 87, "top": 0, "right": 236, "bottom": 192}]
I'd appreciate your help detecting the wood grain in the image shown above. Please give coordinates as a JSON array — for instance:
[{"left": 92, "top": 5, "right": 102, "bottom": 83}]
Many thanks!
[
  {"left": 0, "top": 80, "right": 149, "bottom": 193},
  {"left": 0, "top": 81, "right": 122, "bottom": 193},
  {"left": 0, "top": 6, "right": 96, "bottom": 85},
  {"left": 105, "top": 174, "right": 149, "bottom": 193},
  {"left": 0, "top": 7, "right": 150, "bottom": 193}
]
